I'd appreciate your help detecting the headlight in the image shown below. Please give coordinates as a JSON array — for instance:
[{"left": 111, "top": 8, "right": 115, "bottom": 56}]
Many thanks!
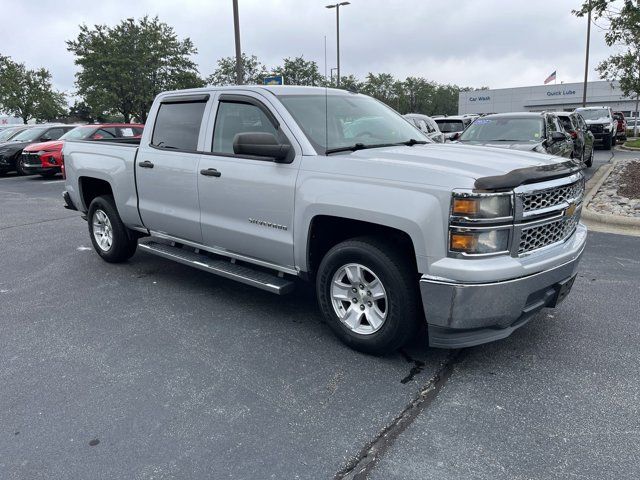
[
  {"left": 603, "top": 124, "right": 612, "bottom": 131},
  {"left": 449, "top": 192, "right": 514, "bottom": 257},
  {"left": 451, "top": 193, "right": 512, "bottom": 220},
  {"left": 449, "top": 228, "right": 510, "bottom": 255}
]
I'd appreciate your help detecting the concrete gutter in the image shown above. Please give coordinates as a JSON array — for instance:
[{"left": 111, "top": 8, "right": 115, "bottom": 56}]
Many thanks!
[{"left": 581, "top": 160, "right": 640, "bottom": 236}]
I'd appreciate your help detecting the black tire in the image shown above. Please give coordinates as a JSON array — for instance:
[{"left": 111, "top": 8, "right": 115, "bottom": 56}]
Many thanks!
[
  {"left": 87, "top": 195, "right": 138, "bottom": 263},
  {"left": 612, "top": 135, "right": 617, "bottom": 146},
  {"left": 15, "top": 154, "right": 27, "bottom": 176},
  {"left": 603, "top": 134, "right": 612, "bottom": 150},
  {"left": 316, "top": 237, "right": 420, "bottom": 355},
  {"left": 585, "top": 147, "right": 593, "bottom": 168}
]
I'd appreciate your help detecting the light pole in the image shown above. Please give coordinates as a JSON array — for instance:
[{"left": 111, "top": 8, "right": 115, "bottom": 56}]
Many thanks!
[
  {"left": 325, "top": 2, "right": 350, "bottom": 88},
  {"left": 232, "top": 0, "right": 243, "bottom": 85},
  {"left": 582, "top": 1, "right": 591, "bottom": 107}
]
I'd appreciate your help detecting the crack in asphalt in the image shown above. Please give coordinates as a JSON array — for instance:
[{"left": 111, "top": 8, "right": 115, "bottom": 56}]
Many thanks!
[
  {"left": 0, "top": 215, "right": 79, "bottom": 231},
  {"left": 334, "top": 349, "right": 465, "bottom": 480}
]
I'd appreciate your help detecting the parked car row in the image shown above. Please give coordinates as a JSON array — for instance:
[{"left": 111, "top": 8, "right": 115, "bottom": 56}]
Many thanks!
[{"left": 0, "top": 123, "right": 143, "bottom": 177}]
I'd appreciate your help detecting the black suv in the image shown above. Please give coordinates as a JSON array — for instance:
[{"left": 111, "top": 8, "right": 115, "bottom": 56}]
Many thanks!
[{"left": 453, "top": 112, "right": 574, "bottom": 159}]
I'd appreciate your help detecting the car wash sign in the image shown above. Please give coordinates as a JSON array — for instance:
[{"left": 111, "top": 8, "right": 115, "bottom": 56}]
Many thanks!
[{"left": 469, "top": 95, "right": 491, "bottom": 102}]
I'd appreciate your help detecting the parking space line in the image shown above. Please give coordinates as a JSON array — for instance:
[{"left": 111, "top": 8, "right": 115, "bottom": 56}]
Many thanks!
[{"left": 42, "top": 180, "right": 65, "bottom": 184}]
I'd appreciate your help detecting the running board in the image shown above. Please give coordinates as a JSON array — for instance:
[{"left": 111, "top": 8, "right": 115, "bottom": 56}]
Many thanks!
[{"left": 138, "top": 241, "right": 295, "bottom": 295}]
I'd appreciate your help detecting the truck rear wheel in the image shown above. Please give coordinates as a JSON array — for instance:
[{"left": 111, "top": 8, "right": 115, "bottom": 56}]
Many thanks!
[
  {"left": 316, "top": 237, "right": 420, "bottom": 355},
  {"left": 87, "top": 195, "right": 138, "bottom": 263}
]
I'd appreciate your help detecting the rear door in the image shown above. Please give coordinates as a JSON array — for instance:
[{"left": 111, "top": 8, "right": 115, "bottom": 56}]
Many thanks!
[
  {"left": 136, "top": 94, "right": 211, "bottom": 243},
  {"left": 197, "top": 93, "right": 300, "bottom": 269}
]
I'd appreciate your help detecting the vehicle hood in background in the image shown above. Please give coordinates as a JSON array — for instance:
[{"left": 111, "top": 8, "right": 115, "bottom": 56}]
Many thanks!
[
  {"left": 24, "top": 140, "right": 64, "bottom": 153},
  {"left": 455, "top": 140, "right": 543, "bottom": 152}
]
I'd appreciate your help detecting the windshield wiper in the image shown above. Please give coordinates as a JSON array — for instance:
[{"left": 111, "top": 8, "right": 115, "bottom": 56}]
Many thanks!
[
  {"left": 326, "top": 139, "right": 428, "bottom": 154},
  {"left": 398, "top": 138, "right": 428, "bottom": 146},
  {"left": 326, "top": 143, "right": 394, "bottom": 154}
]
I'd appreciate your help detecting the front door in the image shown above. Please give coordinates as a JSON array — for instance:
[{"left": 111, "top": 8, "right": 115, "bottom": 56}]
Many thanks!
[
  {"left": 136, "top": 97, "right": 209, "bottom": 243},
  {"left": 197, "top": 94, "right": 299, "bottom": 269}
]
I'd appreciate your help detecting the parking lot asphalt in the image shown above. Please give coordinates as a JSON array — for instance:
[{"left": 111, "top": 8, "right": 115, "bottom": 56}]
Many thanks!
[{"left": 0, "top": 146, "right": 638, "bottom": 479}]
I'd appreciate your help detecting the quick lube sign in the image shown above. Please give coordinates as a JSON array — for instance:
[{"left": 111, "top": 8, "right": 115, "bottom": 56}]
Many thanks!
[{"left": 546, "top": 89, "right": 577, "bottom": 97}]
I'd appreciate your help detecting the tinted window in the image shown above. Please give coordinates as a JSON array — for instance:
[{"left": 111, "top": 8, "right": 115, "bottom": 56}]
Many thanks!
[
  {"left": 91, "top": 128, "right": 117, "bottom": 139},
  {"left": 152, "top": 102, "right": 206, "bottom": 151},
  {"left": 558, "top": 116, "right": 574, "bottom": 131},
  {"left": 212, "top": 101, "right": 278, "bottom": 154},
  {"left": 435, "top": 120, "right": 465, "bottom": 133}
]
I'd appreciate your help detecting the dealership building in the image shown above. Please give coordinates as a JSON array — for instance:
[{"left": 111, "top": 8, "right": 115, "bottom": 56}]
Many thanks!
[{"left": 458, "top": 80, "right": 637, "bottom": 117}]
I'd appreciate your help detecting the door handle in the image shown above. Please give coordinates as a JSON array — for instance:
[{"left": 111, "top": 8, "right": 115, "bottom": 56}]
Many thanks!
[
  {"left": 138, "top": 160, "right": 154, "bottom": 168},
  {"left": 200, "top": 168, "right": 221, "bottom": 177}
]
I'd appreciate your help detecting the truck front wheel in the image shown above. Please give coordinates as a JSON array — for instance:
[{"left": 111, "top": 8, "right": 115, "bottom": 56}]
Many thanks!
[
  {"left": 316, "top": 237, "right": 420, "bottom": 355},
  {"left": 87, "top": 195, "right": 138, "bottom": 263}
]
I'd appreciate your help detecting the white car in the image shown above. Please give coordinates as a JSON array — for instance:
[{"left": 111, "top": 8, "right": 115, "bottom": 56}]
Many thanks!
[{"left": 404, "top": 113, "right": 445, "bottom": 143}]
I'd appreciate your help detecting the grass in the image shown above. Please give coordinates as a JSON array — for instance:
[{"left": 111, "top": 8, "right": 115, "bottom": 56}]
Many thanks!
[{"left": 624, "top": 138, "right": 640, "bottom": 148}]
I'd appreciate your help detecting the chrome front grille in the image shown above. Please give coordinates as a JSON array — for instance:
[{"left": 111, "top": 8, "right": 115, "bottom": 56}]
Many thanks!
[
  {"left": 518, "top": 213, "right": 579, "bottom": 254},
  {"left": 521, "top": 179, "right": 584, "bottom": 213},
  {"left": 514, "top": 172, "right": 584, "bottom": 255}
]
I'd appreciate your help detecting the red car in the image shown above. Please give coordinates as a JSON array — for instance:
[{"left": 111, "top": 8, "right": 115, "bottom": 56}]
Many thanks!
[
  {"left": 613, "top": 112, "right": 627, "bottom": 141},
  {"left": 20, "top": 123, "right": 144, "bottom": 177}
]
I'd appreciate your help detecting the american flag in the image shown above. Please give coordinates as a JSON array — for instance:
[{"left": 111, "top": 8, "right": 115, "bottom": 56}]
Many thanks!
[{"left": 544, "top": 71, "right": 557, "bottom": 85}]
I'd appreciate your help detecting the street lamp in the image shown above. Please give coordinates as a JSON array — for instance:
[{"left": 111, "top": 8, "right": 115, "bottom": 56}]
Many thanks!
[
  {"left": 232, "top": 0, "right": 243, "bottom": 85},
  {"left": 325, "top": 2, "right": 350, "bottom": 88}
]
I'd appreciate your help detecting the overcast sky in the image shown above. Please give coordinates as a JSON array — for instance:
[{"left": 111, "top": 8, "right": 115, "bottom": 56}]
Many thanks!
[{"left": 0, "top": 0, "right": 613, "bottom": 94}]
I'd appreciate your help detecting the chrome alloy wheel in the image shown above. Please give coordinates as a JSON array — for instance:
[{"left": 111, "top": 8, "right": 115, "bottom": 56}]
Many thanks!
[
  {"left": 92, "top": 209, "right": 113, "bottom": 252},
  {"left": 330, "top": 263, "right": 388, "bottom": 335}
]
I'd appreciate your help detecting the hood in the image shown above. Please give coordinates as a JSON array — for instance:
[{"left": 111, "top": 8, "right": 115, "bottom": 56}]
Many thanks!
[
  {"left": 0, "top": 140, "right": 31, "bottom": 154},
  {"left": 326, "top": 143, "right": 567, "bottom": 189},
  {"left": 23, "top": 140, "right": 64, "bottom": 153},
  {"left": 456, "top": 140, "right": 542, "bottom": 152},
  {"left": 584, "top": 118, "right": 611, "bottom": 125}
]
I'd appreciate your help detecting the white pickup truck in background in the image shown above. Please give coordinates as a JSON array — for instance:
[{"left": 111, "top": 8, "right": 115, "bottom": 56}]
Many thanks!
[{"left": 63, "top": 86, "right": 586, "bottom": 355}]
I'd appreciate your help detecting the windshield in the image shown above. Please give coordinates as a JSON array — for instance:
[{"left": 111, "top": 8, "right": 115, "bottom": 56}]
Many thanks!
[
  {"left": 0, "top": 127, "right": 22, "bottom": 142},
  {"left": 575, "top": 108, "right": 610, "bottom": 120},
  {"left": 60, "top": 127, "right": 95, "bottom": 140},
  {"left": 458, "top": 117, "right": 544, "bottom": 142},
  {"left": 434, "top": 120, "right": 464, "bottom": 133},
  {"left": 11, "top": 126, "right": 48, "bottom": 142},
  {"left": 277, "top": 94, "right": 429, "bottom": 154}
]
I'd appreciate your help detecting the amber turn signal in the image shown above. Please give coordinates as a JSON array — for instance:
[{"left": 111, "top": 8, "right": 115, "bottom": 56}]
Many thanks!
[
  {"left": 452, "top": 198, "right": 479, "bottom": 216},
  {"left": 450, "top": 233, "right": 477, "bottom": 252}
]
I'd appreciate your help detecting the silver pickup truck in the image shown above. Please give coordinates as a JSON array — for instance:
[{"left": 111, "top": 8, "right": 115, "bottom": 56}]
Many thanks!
[{"left": 63, "top": 86, "right": 587, "bottom": 355}]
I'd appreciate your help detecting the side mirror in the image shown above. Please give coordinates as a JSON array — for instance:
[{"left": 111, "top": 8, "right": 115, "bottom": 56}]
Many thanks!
[
  {"left": 450, "top": 132, "right": 460, "bottom": 141},
  {"left": 550, "top": 131, "right": 566, "bottom": 143},
  {"left": 40, "top": 135, "right": 52, "bottom": 142},
  {"left": 233, "top": 132, "right": 291, "bottom": 163}
]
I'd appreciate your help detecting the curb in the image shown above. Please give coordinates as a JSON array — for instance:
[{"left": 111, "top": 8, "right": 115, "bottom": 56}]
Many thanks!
[
  {"left": 618, "top": 145, "right": 640, "bottom": 151},
  {"left": 582, "top": 160, "right": 640, "bottom": 231}
]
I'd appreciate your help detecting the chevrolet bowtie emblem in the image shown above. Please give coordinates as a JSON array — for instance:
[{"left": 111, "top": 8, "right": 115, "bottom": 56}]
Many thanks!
[{"left": 565, "top": 202, "right": 577, "bottom": 217}]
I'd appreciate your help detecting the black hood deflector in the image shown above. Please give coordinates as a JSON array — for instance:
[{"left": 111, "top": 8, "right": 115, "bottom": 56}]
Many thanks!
[{"left": 474, "top": 160, "right": 583, "bottom": 191}]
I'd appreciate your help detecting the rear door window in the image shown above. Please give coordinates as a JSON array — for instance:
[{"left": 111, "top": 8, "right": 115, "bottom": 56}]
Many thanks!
[{"left": 152, "top": 101, "right": 207, "bottom": 151}]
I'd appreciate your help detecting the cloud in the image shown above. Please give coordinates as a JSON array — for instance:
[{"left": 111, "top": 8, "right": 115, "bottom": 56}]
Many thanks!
[{"left": 0, "top": 0, "right": 611, "bottom": 95}]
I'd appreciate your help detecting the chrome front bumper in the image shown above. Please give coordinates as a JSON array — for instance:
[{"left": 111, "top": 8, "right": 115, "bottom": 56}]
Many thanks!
[{"left": 421, "top": 225, "right": 586, "bottom": 349}]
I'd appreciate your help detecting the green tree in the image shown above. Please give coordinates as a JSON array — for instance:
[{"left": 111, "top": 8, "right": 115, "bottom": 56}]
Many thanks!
[
  {"left": 67, "top": 16, "right": 204, "bottom": 123},
  {"left": 336, "top": 74, "right": 363, "bottom": 92},
  {"left": 207, "top": 53, "right": 268, "bottom": 86},
  {"left": 361, "top": 73, "right": 398, "bottom": 107},
  {"left": 0, "top": 56, "right": 66, "bottom": 123},
  {"left": 272, "top": 56, "right": 324, "bottom": 86},
  {"left": 574, "top": 0, "right": 640, "bottom": 135}
]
